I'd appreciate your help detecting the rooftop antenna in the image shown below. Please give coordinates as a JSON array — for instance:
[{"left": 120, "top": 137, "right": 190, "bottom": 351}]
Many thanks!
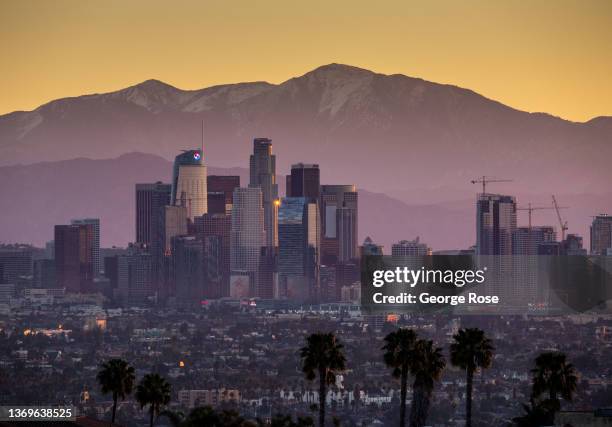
[{"left": 201, "top": 119, "right": 204, "bottom": 154}]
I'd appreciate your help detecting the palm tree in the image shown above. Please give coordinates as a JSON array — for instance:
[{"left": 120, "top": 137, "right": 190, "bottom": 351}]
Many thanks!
[
  {"left": 300, "top": 332, "right": 346, "bottom": 427},
  {"left": 96, "top": 358, "right": 135, "bottom": 424},
  {"left": 450, "top": 328, "right": 494, "bottom": 427},
  {"left": 530, "top": 351, "right": 578, "bottom": 424},
  {"left": 409, "top": 339, "right": 446, "bottom": 427},
  {"left": 135, "top": 373, "right": 172, "bottom": 427},
  {"left": 382, "top": 328, "right": 418, "bottom": 427}
]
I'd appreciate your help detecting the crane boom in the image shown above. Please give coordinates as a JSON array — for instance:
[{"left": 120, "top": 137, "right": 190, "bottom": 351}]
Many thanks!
[
  {"left": 470, "top": 176, "right": 513, "bottom": 194},
  {"left": 552, "top": 195, "right": 569, "bottom": 241}
]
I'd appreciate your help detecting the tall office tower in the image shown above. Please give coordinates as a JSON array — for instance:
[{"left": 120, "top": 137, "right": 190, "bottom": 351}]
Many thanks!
[
  {"left": 71, "top": 218, "right": 101, "bottom": 277},
  {"left": 391, "top": 238, "right": 431, "bottom": 256},
  {"left": 160, "top": 205, "right": 188, "bottom": 295},
  {"left": 277, "top": 197, "right": 320, "bottom": 302},
  {"left": 208, "top": 175, "right": 240, "bottom": 213},
  {"left": 0, "top": 245, "right": 33, "bottom": 285},
  {"left": 512, "top": 226, "right": 557, "bottom": 255},
  {"left": 54, "top": 224, "right": 95, "bottom": 293},
  {"left": 512, "top": 226, "right": 556, "bottom": 306},
  {"left": 249, "top": 138, "right": 279, "bottom": 247},
  {"left": 360, "top": 236, "right": 384, "bottom": 257},
  {"left": 136, "top": 182, "right": 171, "bottom": 288},
  {"left": 590, "top": 214, "right": 612, "bottom": 255},
  {"left": 135, "top": 182, "right": 171, "bottom": 245},
  {"left": 290, "top": 163, "right": 320, "bottom": 201},
  {"left": 171, "top": 150, "right": 208, "bottom": 221},
  {"left": 476, "top": 194, "right": 517, "bottom": 255},
  {"left": 476, "top": 193, "right": 518, "bottom": 309},
  {"left": 172, "top": 236, "right": 205, "bottom": 306},
  {"left": 230, "top": 187, "right": 265, "bottom": 296},
  {"left": 195, "top": 213, "right": 231, "bottom": 298},
  {"left": 320, "top": 185, "right": 358, "bottom": 264},
  {"left": 285, "top": 175, "right": 292, "bottom": 197},
  {"left": 207, "top": 192, "right": 227, "bottom": 215},
  {"left": 112, "top": 243, "right": 154, "bottom": 307}
]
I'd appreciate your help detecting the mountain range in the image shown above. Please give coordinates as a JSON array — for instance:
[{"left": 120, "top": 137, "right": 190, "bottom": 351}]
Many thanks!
[{"left": 0, "top": 64, "right": 610, "bottom": 249}]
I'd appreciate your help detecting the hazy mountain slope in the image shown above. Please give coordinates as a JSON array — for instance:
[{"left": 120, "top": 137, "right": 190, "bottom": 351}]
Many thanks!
[
  {"left": 1, "top": 64, "right": 610, "bottom": 200},
  {"left": 0, "top": 153, "right": 474, "bottom": 250}
]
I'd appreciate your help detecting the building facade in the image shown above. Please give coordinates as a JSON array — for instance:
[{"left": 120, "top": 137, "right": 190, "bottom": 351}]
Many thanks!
[
  {"left": 171, "top": 150, "right": 208, "bottom": 221},
  {"left": 230, "top": 187, "right": 265, "bottom": 296},
  {"left": 249, "top": 138, "right": 279, "bottom": 248}
]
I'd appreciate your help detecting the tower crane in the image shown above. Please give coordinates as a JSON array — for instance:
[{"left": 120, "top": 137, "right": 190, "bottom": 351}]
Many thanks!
[
  {"left": 470, "top": 176, "right": 513, "bottom": 194},
  {"left": 552, "top": 195, "right": 569, "bottom": 241},
  {"left": 517, "top": 203, "right": 567, "bottom": 230}
]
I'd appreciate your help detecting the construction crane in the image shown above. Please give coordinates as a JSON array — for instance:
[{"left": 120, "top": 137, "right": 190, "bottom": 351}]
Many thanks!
[
  {"left": 470, "top": 176, "right": 513, "bottom": 194},
  {"left": 517, "top": 203, "right": 568, "bottom": 230},
  {"left": 552, "top": 195, "right": 569, "bottom": 241}
]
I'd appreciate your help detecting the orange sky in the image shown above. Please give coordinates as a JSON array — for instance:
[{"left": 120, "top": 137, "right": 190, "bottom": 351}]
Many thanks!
[{"left": 1, "top": 0, "right": 611, "bottom": 121}]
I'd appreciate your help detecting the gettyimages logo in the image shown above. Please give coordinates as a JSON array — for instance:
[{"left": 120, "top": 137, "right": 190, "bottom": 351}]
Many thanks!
[{"left": 361, "top": 255, "right": 612, "bottom": 315}]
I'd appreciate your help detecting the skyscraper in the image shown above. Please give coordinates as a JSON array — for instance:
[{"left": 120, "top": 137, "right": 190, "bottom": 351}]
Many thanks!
[
  {"left": 208, "top": 175, "right": 240, "bottom": 213},
  {"left": 195, "top": 213, "right": 231, "bottom": 298},
  {"left": 115, "top": 243, "right": 154, "bottom": 306},
  {"left": 249, "top": 138, "right": 279, "bottom": 247},
  {"left": 155, "top": 205, "right": 188, "bottom": 298},
  {"left": 290, "top": 163, "right": 320, "bottom": 201},
  {"left": 171, "top": 150, "right": 208, "bottom": 221},
  {"left": 54, "top": 223, "right": 95, "bottom": 293},
  {"left": 277, "top": 197, "right": 320, "bottom": 301},
  {"left": 320, "top": 185, "right": 358, "bottom": 264},
  {"left": 71, "top": 218, "right": 101, "bottom": 277},
  {"left": 476, "top": 194, "right": 517, "bottom": 255},
  {"left": 135, "top": 182, "right": 171, "bottom": 246},
  {"left": 136, "top": 182, "right": 172, "bottom": 293},
  {"left": 590, "top": 214, "right": 612, "bottom": 255},
  {"left": 476, "top": 193, "right": 519, "bottom": 308},
  {"left": 230, "top": 187, "right": 264, "bottom": 296},
  {"left": 172, "top": 235, "right": 205, "bottom": 306},
  {"left": 207, "top": 192, "right": 227, "bottom": 215}
]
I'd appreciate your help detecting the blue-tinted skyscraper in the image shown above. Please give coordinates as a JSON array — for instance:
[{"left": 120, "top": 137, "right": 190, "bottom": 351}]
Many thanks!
[{"left": 277, "top": 197, "right": 320, "bottom": 301}]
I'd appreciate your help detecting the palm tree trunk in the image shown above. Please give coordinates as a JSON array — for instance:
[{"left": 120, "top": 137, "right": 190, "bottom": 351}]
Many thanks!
[
  {"left": 319, "top": 367, "right": 326, "bottom": 427},
  {"left": 111, "top": 392, "right": 117, "bottom": 424},
  {"left": 466, "top": 368, "right": 474, "bottom": 427},
  {"left": 400, "top": 363, "right": 408, "bottom": 427},
  {"left": 149, "top": 406, "right": 154, "bottom": 427},
  {"left": 410, "top": 383, "right": 430, "bottom": 427}
]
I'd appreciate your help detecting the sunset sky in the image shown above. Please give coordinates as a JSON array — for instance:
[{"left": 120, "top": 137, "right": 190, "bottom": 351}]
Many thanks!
[{"left": 1, "top": 0, "right": 611, "bottom": 122}]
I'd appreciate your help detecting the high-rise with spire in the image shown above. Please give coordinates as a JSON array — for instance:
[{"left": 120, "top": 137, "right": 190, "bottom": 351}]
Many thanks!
[{"left": 171, "top": 149, "right": 208, "bottom": 221}]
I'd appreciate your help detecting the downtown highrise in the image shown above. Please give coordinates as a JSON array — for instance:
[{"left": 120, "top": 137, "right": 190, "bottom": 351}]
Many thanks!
[
  {"left": 230, "top": 187, "right": 265, "bottom": 297},
  {"left": 249, "top": 138, "right": 279, "bottom": 247},
  {"left": 172, "top": 149, "right": 208, "bottom": 221},
  {"left": 320, "top": 185, "right": 358, "bottom": 264},
  {"left": 277, "top": 197, "right": 320, "bottom": 302}
]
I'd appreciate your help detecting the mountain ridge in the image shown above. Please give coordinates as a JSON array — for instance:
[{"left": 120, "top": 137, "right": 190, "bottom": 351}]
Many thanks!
[{"left": 0, "top": 63, "right": 610, "bottom": 200}]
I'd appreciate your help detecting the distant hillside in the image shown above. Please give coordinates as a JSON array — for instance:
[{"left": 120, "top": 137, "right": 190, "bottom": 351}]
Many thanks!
[
  {"left": 1, "top": 63, "right": 610, "bottom": 202},
  {"left": 1, "top": 153, "right": 610, "bottom": 251},
  {"left": 0, "top": 153, "right": 475, "bottom": 250}
]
